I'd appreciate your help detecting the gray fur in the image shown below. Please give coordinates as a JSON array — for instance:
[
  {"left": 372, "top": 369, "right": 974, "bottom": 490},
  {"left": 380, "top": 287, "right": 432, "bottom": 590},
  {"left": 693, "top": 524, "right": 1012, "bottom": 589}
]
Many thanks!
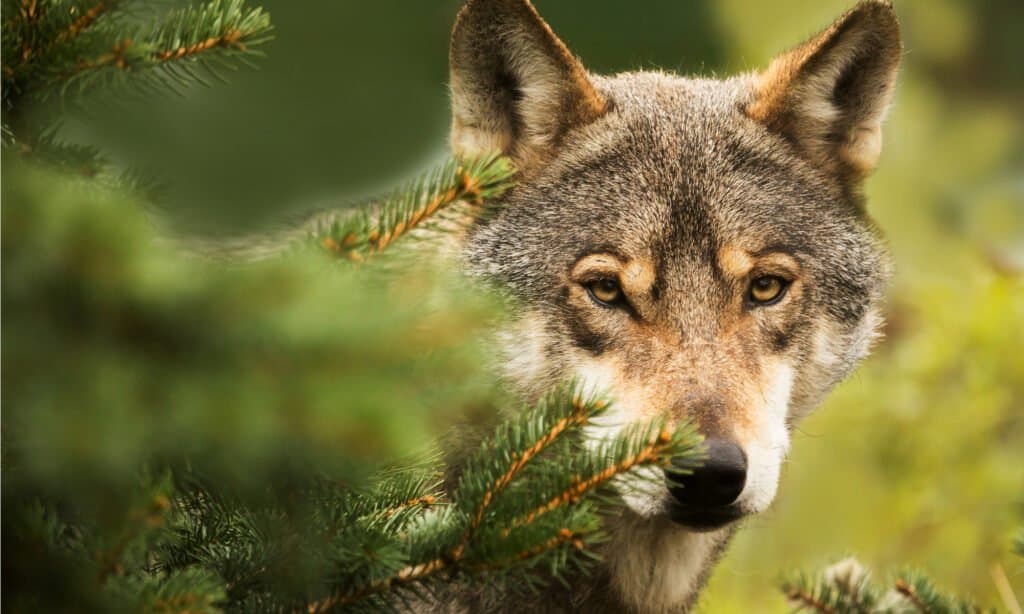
[{"left": 443, "top": 0, "right": 901, "bottom": 611}]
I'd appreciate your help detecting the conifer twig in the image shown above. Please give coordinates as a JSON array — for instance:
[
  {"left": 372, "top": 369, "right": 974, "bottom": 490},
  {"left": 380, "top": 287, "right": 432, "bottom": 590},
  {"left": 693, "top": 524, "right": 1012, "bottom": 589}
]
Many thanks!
[
  {"left": 318, "top": 153, "right": 516, "bottom": 262},
  {"left": 6, "top": 0, "right": 274, "bottom": 105},
  {"left": 511, "top": 427, "right": 677, "bottom": 530},
  {"left": 381, "top": 495, "right": 439, "bottom": 519},
  {"left": 784, "top": 586, "right": 838, "bottom": 614},
  {"left": 465, "top": 394, "right": 596, "bottom": 540},
  {"left": 306, "top": 557, "right": 450, "bottom": 613},
  {"left": 469, "top": 527, "right": 586, "bottom": 573},
  {"left": 55, "top": 2, "right": 112, "bottom": 45},
  {"left": 895, "top": 579, "right": 930, "bottom": 613},
  {"left": 304, "top": 387, "right": 704, "bottom": 613}
]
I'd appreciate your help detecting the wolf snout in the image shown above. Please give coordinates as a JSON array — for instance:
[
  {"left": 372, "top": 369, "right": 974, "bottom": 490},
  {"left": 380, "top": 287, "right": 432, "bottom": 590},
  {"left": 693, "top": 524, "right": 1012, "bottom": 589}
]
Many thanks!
[{"left": 664, "top": 438, "right": 747, "bottom": 529}]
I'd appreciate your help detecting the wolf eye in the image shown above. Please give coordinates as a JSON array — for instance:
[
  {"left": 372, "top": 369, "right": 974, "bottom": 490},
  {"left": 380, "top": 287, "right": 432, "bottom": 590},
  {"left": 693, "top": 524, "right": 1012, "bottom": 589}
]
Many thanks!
[
  {"left": 586, "top": 278, "right": 624, "bottom": 307},
  {"left": 748, "top": 276, "right": 789, "bottom": 305}
]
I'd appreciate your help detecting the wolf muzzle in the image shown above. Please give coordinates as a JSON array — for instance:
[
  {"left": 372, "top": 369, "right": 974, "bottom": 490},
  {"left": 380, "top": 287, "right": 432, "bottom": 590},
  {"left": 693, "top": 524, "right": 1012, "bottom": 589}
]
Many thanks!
[{"left": 665, "top": 438, "right": 747, "bottom": 530}]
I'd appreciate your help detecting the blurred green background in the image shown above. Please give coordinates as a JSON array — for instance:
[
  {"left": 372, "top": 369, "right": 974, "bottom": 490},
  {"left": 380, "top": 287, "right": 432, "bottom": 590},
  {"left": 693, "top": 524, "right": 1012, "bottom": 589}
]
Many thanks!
[{"left": 51, "top": 0, "right": 1023, "bottom": 610}]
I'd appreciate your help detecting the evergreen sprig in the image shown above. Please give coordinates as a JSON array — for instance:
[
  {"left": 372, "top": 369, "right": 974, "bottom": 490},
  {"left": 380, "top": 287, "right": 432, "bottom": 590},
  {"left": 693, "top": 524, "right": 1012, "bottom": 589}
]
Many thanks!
[
  {"left": 314, "top": 153, "right": 517, "bottom": 263},
  {"left": 305, "top": 383, "right": 703, "bottom": 612},
  {"left": 2, "top": 0, "right": 273, "bottom": 114},
  {"left": 781, "top": 558, "right": 989, "bottom": 614}
]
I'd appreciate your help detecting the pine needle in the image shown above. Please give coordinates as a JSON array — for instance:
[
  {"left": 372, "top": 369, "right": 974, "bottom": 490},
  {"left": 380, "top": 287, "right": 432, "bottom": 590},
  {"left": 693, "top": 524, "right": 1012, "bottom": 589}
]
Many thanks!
[{"left": 316, "top": 153, "right": 517, "bottom": 263}]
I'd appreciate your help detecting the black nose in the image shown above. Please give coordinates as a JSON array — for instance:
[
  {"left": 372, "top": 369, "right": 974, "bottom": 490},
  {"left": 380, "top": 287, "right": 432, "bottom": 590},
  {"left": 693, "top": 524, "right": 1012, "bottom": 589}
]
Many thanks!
[{"left": 666, "top": 438, "right": 747, "bottom": 507}]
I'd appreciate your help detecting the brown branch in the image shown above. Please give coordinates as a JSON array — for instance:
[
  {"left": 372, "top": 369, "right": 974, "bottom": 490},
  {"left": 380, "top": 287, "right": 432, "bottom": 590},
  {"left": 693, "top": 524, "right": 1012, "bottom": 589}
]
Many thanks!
[
  {"left": 305, "top": 556, "right": 449, "bottom": 613},
  {"left": 466, "top": 395, "right": 595, "bottom": 539},
  {"left": 56, "top": 2, "right": 110, "bottom": 45},
  {"left": 784, "top": 587, "right": 837, "bottom": 614},
  {"left": 62, "top": 28, "right": 245, "bottom": 83},
  {"left": 302, "top": 397, "right": 597, "bottom": 613},
  {"left": 325, "top": 167, "right": 487, "bottom": 262},
  {"left": 21, "top": 0, "right": 39, "bottom": 20},
  {"left": 155, "top": 29, "right": 244, "bottom": 62},
  {"left": 4, "top": 1, "right": 111, "bottom": 83},
  {"left": 303, "top": 527, "right": 589, "bottom": 613},
  {"left": 895, "top": 579, "right": 930, "bottom": 613},
  {"left": 370, "top": 172, "right": 476, "bottom": 253},
  {"left": 469, "top": 527, "right": 585, "bottom": 574},
  {"left": 71, "top": 38, "right": 132, "bottom": 75},
  {"left": 510, "top": 428, "right": 673, "bottom": 531},
  {"left": 381, "top": 495, "right": 438, "bottom": 519}
]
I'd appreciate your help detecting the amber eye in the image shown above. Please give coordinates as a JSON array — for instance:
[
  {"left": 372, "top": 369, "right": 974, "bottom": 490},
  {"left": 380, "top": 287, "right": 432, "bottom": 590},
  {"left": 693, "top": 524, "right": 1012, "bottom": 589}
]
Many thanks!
[
  {"left": 586, "top": 278, "right": 624, "bottom": 306},
  {"left": 748, "top": 276, "right": 788, "bottom": 305}
]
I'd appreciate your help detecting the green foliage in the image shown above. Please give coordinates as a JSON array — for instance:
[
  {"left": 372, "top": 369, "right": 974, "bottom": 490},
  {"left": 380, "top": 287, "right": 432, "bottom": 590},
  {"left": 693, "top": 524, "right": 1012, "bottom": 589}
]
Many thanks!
[
  {"left": 299, "top": 385, "right": 701, "bottom": 612},
  {"left": 2, "top": 0, "right": 273, "bottom": 109},
  {"left": 5, "top": 0, "right": 1021, "bottom": 611},
  {"left": 313, "top": 153, "right": 517, "bottom": 263},
  {"left": 2, "top": 0, "right": 273, "bottom": 176},
  {"left": 2, "top": 18, "right": 698, "bottom": 603},
  {"left": 2, "top": 160, "right": 502, "bottom": 492},
  {"left": 781, "top": 559, "right": 988, "bottom": 614}
]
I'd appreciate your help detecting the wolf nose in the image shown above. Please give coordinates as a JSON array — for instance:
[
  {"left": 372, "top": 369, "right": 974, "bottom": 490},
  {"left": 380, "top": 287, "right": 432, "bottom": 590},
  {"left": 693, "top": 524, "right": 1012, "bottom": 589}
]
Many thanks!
[{"left": 666, "top": 438, "right": 747, "bottom": 507}]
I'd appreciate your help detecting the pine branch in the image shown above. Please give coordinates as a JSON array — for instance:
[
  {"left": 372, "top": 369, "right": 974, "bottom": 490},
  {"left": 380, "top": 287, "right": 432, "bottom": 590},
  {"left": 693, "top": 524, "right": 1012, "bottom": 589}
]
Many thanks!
[
  {"left": 780, "top": 560, "right": 987, "bottom": 614},
  {"left": 3, "top": 0, "right": 273, "bottom": 112},
  {"left": 890, "top": 573, "right": 983, "bottom": 614},
  {"left": 894, "top": 579, "right": 930, "bottom": 614},
  {"left": 54, "top": 1, "right": 114, "bottom": 46},
  {"left": 462, "top": 390, "right": 598, "bottom": 541},
  {"left": 59, "top": 0, "right": 273, "bottom": 98},
  {"left": 308, "top": 385, "right": 703, "bottom": 612},
  {"left": 316, "top": 153, "right": 516, "bottom": 263},
  {"left": 509, "top": 422, "right": 696, "bottom": 531},
  {"left": 782, "top": 575, "right": 839, "bottom": 614}
]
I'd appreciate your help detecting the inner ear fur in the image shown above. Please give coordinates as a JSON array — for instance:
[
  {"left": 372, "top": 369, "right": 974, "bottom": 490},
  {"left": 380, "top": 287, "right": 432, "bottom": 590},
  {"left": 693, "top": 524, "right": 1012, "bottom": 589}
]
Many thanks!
[
  {"left": 747, "top": 0, "right": 902, "bottom": 181},
  {"left": 449, "top": 0, "right": 608, "bottom": 171}
]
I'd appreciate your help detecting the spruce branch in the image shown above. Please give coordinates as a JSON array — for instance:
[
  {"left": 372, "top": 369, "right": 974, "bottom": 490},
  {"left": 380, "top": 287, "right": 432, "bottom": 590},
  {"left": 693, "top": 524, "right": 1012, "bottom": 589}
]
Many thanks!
[
  {"left": 54, "top": 1, "right": 114, "bottom": 46},
  {"left": 509, "top": 421, "right": 698, "bottom": 531},
  {"left": 59, "top": 0, "right": 273, "bottom": 98},
  {"left": 894, "top": 578, "right": 930, "bottom": 614},
  {"left": 780, "top": 560, "right": 988, "bottom": 614},
  {"left": 309, "top": 385, "right": 702, "bottom": 612},
  {"left": 462, "top": 389, "right": 598, "bottom": 540},
  {"left": 317, "top": 153, "right": 516, "bottom": 262},
  {"left": 2, "top": 0, "right": 273, "bottom": 112},
  {"left": 782, "top": 573, "right": 840, "bottom": 614}
]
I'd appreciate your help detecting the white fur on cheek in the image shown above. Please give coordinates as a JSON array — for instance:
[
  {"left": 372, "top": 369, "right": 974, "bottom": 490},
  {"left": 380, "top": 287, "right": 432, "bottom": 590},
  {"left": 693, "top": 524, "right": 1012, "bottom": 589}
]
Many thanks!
[
  {"left": 574, "top": 359, "right": 667, "bottom": 518},
  {"left": 738, "top": 362, "right": 794, "bottom": 514}
]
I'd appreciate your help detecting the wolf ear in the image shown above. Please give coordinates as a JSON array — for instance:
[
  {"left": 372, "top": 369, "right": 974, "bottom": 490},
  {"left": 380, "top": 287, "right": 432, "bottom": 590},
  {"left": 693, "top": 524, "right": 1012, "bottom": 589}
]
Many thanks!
[
  {"left": 449, "top": 0, "right": 608, "bottom": 172},
  {"left": 747, "top": 1, "right": 902, "bottom": 181}
]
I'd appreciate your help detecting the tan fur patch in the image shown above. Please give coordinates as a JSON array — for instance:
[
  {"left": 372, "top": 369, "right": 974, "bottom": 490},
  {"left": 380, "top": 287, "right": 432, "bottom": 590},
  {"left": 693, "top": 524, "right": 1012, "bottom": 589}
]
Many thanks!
[
  {"left": 621, "top": 259, "right": 656, "bottom": 297},
  {"left": 718, "top": 246, "right": 754, "bottom": 279}
]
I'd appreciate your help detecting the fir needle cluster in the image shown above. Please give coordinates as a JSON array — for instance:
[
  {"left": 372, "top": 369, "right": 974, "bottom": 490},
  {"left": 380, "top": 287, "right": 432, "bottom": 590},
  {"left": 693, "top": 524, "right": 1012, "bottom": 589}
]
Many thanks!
[
  {"left": 316, "top": 153, "right": 517, "bottom": 263},
  {"left": 781, "top": 558, "right": 992, "bottom": 614}
]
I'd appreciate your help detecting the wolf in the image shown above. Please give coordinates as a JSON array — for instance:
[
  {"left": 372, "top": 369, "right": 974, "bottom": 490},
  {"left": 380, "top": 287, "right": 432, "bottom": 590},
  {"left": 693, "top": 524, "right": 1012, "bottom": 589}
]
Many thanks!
[{"left": 443, "top": 0, "right": 902, "bottom": 611}]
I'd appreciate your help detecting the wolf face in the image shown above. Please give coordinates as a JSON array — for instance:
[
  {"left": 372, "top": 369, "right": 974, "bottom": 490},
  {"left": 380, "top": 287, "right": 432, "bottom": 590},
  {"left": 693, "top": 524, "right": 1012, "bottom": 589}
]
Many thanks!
[{"left": 451, "top": 0, "right": 900, "bottom": 609}]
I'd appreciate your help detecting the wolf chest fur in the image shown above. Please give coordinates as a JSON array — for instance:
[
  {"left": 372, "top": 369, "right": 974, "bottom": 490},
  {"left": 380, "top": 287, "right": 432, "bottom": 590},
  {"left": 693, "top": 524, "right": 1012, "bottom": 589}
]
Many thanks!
[{"left": 443, "top": 0, "right": 902, "bottom": 611}]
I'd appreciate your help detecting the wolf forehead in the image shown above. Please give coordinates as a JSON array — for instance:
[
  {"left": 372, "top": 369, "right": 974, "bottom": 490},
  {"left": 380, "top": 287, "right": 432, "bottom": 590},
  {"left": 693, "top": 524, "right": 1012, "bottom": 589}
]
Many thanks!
[{"left": 465, "top": 71, "right": 888, "bottom": 321}]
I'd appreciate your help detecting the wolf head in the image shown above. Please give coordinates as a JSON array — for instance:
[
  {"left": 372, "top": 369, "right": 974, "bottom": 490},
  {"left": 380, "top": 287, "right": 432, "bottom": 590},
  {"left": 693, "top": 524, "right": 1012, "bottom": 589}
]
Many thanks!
[{"left": 454, "top": 0, "right": 900, "bottom": 535}]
